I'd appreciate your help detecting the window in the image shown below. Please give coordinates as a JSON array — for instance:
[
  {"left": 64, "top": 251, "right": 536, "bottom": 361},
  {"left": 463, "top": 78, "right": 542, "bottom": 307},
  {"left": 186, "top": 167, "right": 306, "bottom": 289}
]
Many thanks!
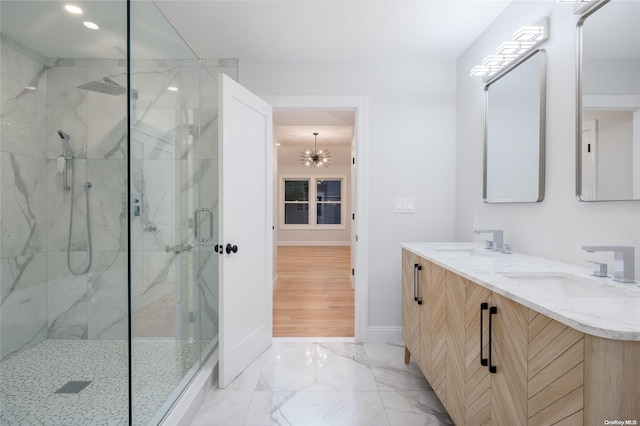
[
  {"left": 316, "top": 179, "right": 341, "bottom": 225},
  {"left": 281, "top": 177, "right": 345, "bottom": 228},
  {"left": 284, "top": 179, "right": 309, "bottom": 224}
]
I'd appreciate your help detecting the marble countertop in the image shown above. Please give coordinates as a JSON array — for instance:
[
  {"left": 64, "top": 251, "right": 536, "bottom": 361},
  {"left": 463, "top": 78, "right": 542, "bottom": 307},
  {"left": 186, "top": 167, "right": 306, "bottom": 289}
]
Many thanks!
[{"left": 401, "top": 242, "right": 640, "bottom": 341}]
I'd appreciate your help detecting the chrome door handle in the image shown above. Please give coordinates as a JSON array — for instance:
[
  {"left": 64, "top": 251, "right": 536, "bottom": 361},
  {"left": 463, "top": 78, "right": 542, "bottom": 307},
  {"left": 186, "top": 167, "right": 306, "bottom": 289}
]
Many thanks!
[{"left": 194, "top": 208, "right": 214, "bottom": 243}]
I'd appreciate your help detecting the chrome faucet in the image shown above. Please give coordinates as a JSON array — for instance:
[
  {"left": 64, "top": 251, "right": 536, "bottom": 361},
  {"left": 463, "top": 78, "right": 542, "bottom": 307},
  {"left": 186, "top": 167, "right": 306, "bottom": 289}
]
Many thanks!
[
  {"left": 582, "top": 246, "right": 635, "bottom": 283},
  {"left": 475, "top": 229, "right": 504, "bottom": 252}
]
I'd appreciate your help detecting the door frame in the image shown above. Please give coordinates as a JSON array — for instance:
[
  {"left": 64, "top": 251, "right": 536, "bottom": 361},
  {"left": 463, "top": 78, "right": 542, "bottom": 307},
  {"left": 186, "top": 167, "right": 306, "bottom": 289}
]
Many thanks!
[{"left": 264, "top": 95, "right": 369, "bottom": 342}]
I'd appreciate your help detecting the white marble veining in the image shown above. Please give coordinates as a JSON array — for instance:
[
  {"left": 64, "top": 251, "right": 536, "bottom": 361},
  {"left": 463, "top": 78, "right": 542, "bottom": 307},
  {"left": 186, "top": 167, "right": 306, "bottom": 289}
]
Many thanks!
[
  {"left": 192, "top": 342, "right": 452, "bottom": 426},
  {"left": 402, "top": 242, "right": 640, "bottom": 340}
]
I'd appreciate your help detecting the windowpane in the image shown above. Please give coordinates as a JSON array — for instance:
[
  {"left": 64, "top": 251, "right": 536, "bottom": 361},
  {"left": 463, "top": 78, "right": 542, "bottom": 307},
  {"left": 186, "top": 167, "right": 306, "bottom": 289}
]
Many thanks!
[
  {"left": 285, "top": 203, "right": 309, "bottom": 224},
  {"left": 285, "top": 180, "right": 309, "bottom": 201},
  {"left": 317, "top": 203, "right": 341, "bottom": 225},
  {"left": 316, "top": 180, "right": 341, "bottom": 201}
]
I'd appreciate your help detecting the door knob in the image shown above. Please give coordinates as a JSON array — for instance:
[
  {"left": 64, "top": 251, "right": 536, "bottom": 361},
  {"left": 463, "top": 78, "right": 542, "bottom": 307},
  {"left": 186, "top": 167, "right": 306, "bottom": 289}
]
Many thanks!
[{"left": 226, "top": 243, "right": 238, "bottom": 254}]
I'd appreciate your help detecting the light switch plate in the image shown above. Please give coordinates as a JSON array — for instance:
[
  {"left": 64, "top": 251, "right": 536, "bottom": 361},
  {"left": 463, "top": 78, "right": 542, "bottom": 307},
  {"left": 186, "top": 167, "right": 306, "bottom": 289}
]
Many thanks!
[{"left": 395, "top": 197, "right": 415, "bottom": 213}]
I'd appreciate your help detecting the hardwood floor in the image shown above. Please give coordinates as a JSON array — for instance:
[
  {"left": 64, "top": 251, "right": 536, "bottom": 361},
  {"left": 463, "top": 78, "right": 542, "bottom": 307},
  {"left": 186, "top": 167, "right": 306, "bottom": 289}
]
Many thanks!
[{"left": 274, "top": 246, "right": 354, "bottom": 337}]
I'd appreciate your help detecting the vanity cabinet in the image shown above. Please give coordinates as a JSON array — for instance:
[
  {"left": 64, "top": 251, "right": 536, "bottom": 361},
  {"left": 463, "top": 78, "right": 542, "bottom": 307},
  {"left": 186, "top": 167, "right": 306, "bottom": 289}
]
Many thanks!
[
  {"left": 402, "top": 249, "right": 590, "bottom": 425},
  {"left": 401, "top": 250, "right": 423, "bottom": 367}
]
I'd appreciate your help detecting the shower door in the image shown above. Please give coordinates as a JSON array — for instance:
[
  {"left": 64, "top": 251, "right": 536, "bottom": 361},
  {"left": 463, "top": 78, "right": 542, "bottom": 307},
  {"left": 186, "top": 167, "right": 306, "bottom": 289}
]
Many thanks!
[{"left": 128, "top": 1, "right": 218, "bottom": 423}]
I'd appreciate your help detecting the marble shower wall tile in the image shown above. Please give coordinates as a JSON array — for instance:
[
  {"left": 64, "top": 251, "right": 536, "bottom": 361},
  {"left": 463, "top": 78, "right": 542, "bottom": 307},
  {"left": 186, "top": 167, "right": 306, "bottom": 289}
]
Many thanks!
[
  {"left": 198, "top": 72, "right": 219, "bottom": 161},
  {"left": 0, "top": 35, "right": 47, "bottom": 158},
  {"left": 86, "top": 66, "right": 127, "bottom": 160},
  {"left": 0, "top": 152, "right": 47, "bottom": 258},
  {"left": 46, "top": 64, "right": 87, "bottom": 159},
  {"left": 88, "top": 251, "right": 128, "bottom": 339},
  {"left": 46, "top": 252, "right": 89, "bottom": 339},
  {"left": 46, "top": 158, "right": 88, "bottom": 251},
  {"left": 87, "top": 159, "right": 127, "bottom": 251},
  {"left": 131, "top": 159, "right": 176, "bottom": 251},
  {"left": 0, "top": 252, "right": 46, "bottom": 304},
  {"left": 198, "top": 250, "right": 219, "bottom": 345},
  {"left": 0, "top": 281, "right": 48, "bottom": 360},
  {"left": 131, "top": 251, "right": 177, "bottom": 312},
  {"left": 0, "top": 252, "right": 48, "bottom": 360}
]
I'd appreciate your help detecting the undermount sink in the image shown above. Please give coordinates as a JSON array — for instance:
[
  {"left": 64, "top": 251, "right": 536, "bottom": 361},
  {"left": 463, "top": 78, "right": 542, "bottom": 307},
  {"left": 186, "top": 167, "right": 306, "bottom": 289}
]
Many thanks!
[
  {"left": 435, "top": 247, "right": 497, "bottom": 258},
  {"left": 499, "top": 272, "right": 640, "bottom": 299}
]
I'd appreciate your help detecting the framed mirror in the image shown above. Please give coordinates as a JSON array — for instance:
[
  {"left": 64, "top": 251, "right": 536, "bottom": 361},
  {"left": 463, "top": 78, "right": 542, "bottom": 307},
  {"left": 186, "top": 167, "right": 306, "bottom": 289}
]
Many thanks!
[
  {"left": 577, "top": 0, "right": 640, "bottom": 201},
  {"left": 484, "top": 49, "right": 547, "bottom": 203}
]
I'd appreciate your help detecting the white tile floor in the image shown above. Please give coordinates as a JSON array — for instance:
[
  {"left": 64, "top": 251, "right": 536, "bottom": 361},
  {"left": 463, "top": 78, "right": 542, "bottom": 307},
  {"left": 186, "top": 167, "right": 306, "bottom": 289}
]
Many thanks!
[{"left": 191, "top": 342, "right": 454, "bottom": 426}]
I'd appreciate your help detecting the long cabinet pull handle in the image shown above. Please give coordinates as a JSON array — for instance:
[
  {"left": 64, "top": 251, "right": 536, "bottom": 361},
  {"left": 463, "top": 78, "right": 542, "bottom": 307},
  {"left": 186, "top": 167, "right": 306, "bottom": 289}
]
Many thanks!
[
  {"left": 488, "top": 306, "right": 497, "bottom": 374},
  {"left": 480, "top": 303, "right": 488, "bottom": 367},
  {"left": 413, "top": 263, "right": 419, "bottom": 302},
  {"left": 416, "top": 264, "right": 423, "bottom": 305}
]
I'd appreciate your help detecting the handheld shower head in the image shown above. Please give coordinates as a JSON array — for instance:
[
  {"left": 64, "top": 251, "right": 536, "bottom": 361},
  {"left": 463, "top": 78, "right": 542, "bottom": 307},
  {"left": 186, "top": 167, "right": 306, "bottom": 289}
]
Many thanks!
[{"left": 57, "top": 130, "right": 73, "bottom": 158}]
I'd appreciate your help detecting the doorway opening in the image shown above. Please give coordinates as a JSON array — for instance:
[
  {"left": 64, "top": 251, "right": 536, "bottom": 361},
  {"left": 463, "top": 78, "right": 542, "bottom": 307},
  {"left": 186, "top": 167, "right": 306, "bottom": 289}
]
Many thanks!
[{"left": 272, "top": 108, "right": 357, "bottom": 338}]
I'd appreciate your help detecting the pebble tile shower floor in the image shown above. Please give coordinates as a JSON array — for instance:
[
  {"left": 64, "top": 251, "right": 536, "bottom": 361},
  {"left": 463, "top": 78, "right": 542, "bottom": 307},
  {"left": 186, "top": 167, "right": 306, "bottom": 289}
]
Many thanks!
[{"left": 0, "top": 339, "right": 201, "bottom": 425}]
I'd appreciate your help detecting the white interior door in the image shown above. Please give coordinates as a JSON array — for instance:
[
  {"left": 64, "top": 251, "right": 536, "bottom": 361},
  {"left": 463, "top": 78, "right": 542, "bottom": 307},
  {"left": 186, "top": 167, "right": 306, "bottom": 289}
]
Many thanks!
[
  {"left": 582, "top": 119, "right": 598, "bottom": 200},
  {"left": 219, "top": 73, "right": 273, "bottom": 388}
]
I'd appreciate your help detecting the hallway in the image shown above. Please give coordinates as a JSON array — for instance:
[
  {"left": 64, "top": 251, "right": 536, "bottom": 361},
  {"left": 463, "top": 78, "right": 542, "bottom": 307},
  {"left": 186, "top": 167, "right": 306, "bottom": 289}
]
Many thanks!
[{"left": 274, "top": 246, "right": 354, "bottom": 337}]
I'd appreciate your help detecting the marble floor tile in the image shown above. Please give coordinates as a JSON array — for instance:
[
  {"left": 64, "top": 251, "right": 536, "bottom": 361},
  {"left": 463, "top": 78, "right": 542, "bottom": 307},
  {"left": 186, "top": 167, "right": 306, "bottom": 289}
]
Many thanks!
[
  {"left": 380, "top": 390, "right": 454, "bottom": 426},
  {"left": 195, "top": 342, "right": 454, "bottom": 426},
  {"left": 190, "top": 391, "right": 254, "bottom": 426},
  {"left": 364, "top": 343, "right": 432, "bottom": 391},
  {"left": 257, "top": 342, "right": 377, "bottom": 392},
  {"left": 244, "top": 391, "right": 390, "bottom": 426}
]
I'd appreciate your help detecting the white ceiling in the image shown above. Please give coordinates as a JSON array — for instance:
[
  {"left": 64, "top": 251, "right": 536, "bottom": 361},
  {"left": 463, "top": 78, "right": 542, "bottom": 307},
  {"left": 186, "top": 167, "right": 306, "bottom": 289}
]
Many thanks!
[
  {"left": 154, "top": 0, "right": 512, "bottom": 61},
  {"left": 2, "top": 0, "right": 511, "bottom": 61}
]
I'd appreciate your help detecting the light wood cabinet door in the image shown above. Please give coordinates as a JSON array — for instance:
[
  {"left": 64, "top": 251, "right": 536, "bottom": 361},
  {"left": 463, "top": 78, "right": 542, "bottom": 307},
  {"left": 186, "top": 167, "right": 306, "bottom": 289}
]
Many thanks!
[
  {"left": 490, "top": 292, "right": 529, "bottom": 426},
  {"left": 401, "top": 249, "right": 421, "bottom": 365},
  {"left": 527, "top": 310, "right": 584, "bottom": 425},
  {"left": 446, "top": 271, "right": 467, "bottom": 426},
  {"left": 429, "top": 263, "right": 449, "bottom": 406},
  {"left": 465, "top": 279, "right": 492, "bottom": 425},
  {"left": 417, "top": 258, "right": 432, "bottom": 377}
]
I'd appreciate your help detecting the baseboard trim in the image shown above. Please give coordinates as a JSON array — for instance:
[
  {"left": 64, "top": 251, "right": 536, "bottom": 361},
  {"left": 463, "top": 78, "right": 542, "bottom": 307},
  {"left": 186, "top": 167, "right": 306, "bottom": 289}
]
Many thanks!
[
  {"left": 277, "top": 241, "right": 351, "bottom": 246},
  {"left": 161, "top": 347, "right": 218, "bottom": 426},
  {"left": 366, "top": 326, "right": 403, "bottom": 344}
]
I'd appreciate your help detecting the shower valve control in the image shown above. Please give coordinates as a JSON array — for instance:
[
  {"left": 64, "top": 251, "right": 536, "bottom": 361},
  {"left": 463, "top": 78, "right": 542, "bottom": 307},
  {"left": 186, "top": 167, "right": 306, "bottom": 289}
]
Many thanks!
[{"left": 132, "top": 194, "right": 143, "bottom": 217}]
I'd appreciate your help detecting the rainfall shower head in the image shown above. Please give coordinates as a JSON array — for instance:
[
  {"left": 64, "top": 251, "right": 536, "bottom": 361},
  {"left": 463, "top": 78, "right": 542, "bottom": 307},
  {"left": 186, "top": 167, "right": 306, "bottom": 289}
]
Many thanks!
[
  {"left": 57, "top": 130, "right": 73, "bottom": 158},
  {"left": 77, "top": 77, "right": 126, "bottom": 96}
]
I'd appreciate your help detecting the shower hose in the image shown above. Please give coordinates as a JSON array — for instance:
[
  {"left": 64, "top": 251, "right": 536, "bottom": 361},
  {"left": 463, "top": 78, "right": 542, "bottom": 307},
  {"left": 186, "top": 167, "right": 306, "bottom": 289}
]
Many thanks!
[{"left": 67, "top": 160, "right": 93, "bottom": 275}]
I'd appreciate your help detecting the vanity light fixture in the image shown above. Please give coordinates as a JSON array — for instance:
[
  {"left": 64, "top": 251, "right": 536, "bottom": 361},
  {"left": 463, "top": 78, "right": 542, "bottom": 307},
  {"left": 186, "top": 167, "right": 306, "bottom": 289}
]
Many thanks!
[
  {"left": 470, "top": 17, "right": 549, "bottom": 80},
  {"left": 300, "top": 132, "right": 331, "bottom": 168},
  {"left": 83, "top": 21, "right": 99, "bottom": 30}
]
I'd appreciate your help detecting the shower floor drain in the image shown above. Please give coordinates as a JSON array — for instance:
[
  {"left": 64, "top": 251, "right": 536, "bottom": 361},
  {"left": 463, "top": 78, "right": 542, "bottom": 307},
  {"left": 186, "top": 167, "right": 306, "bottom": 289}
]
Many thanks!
[{"left": 54, "top": 381, "right": 92, "bottom": 394}]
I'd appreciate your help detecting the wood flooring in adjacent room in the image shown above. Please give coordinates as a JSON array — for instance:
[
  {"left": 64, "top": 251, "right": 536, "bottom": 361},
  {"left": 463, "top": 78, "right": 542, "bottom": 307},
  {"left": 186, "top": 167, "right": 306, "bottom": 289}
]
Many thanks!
[{"left": 273, "top": 246, "right": 354, "bottom": 337}]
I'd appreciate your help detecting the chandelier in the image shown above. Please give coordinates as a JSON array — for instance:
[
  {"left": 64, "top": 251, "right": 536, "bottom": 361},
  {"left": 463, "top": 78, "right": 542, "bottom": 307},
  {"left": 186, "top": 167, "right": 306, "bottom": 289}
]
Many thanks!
[{"left": 300, "top": 132, "right": 331, "bottom": 168}]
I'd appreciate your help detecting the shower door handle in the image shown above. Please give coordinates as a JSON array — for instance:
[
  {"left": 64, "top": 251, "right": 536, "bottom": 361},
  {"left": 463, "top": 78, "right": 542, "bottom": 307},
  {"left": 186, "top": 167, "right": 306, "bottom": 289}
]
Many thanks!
[{"left": 194, "top": 208, "right": 214, "bottom": 243}]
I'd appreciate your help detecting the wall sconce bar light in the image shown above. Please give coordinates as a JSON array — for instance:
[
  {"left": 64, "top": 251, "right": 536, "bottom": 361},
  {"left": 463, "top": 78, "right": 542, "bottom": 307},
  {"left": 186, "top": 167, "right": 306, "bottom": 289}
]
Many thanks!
[
  {"left": 470, "top": 17, "right": 549, "bottom": 81},
  {"left": 556, "top": 0, "right": 608, "bottom": 15}
]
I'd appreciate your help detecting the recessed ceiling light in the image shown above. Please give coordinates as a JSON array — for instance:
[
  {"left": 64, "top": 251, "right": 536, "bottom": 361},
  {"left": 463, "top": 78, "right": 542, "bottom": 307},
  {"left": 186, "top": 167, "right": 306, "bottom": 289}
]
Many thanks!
[
  {"left": 64, "top": 4, "right": 83, "bottom": 14},
  {"left": 83, "top": 21, "right": 99, "bottom": 30},
  {"left": 25, "top": 86, "right": 37, "bottom": 91},
  {"left": 167, "top": 86, "right": 179, "bottom": 92}
]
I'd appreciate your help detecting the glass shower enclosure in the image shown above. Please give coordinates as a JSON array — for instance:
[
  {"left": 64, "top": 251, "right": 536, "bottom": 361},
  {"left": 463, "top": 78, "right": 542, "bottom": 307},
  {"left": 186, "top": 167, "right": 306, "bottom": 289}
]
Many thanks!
[{"left": 0, "top": 1, "right": 220, "bottom": 424}]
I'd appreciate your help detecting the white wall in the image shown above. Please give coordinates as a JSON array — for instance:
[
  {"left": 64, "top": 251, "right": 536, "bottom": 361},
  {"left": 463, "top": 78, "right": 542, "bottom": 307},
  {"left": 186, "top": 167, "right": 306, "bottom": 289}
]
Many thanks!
[
  {"left": 240, "top": 59, "right": 457, "bottom": 331},
  {"left": 456, "top": 3, "right": 640, "bottom": 277}
]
